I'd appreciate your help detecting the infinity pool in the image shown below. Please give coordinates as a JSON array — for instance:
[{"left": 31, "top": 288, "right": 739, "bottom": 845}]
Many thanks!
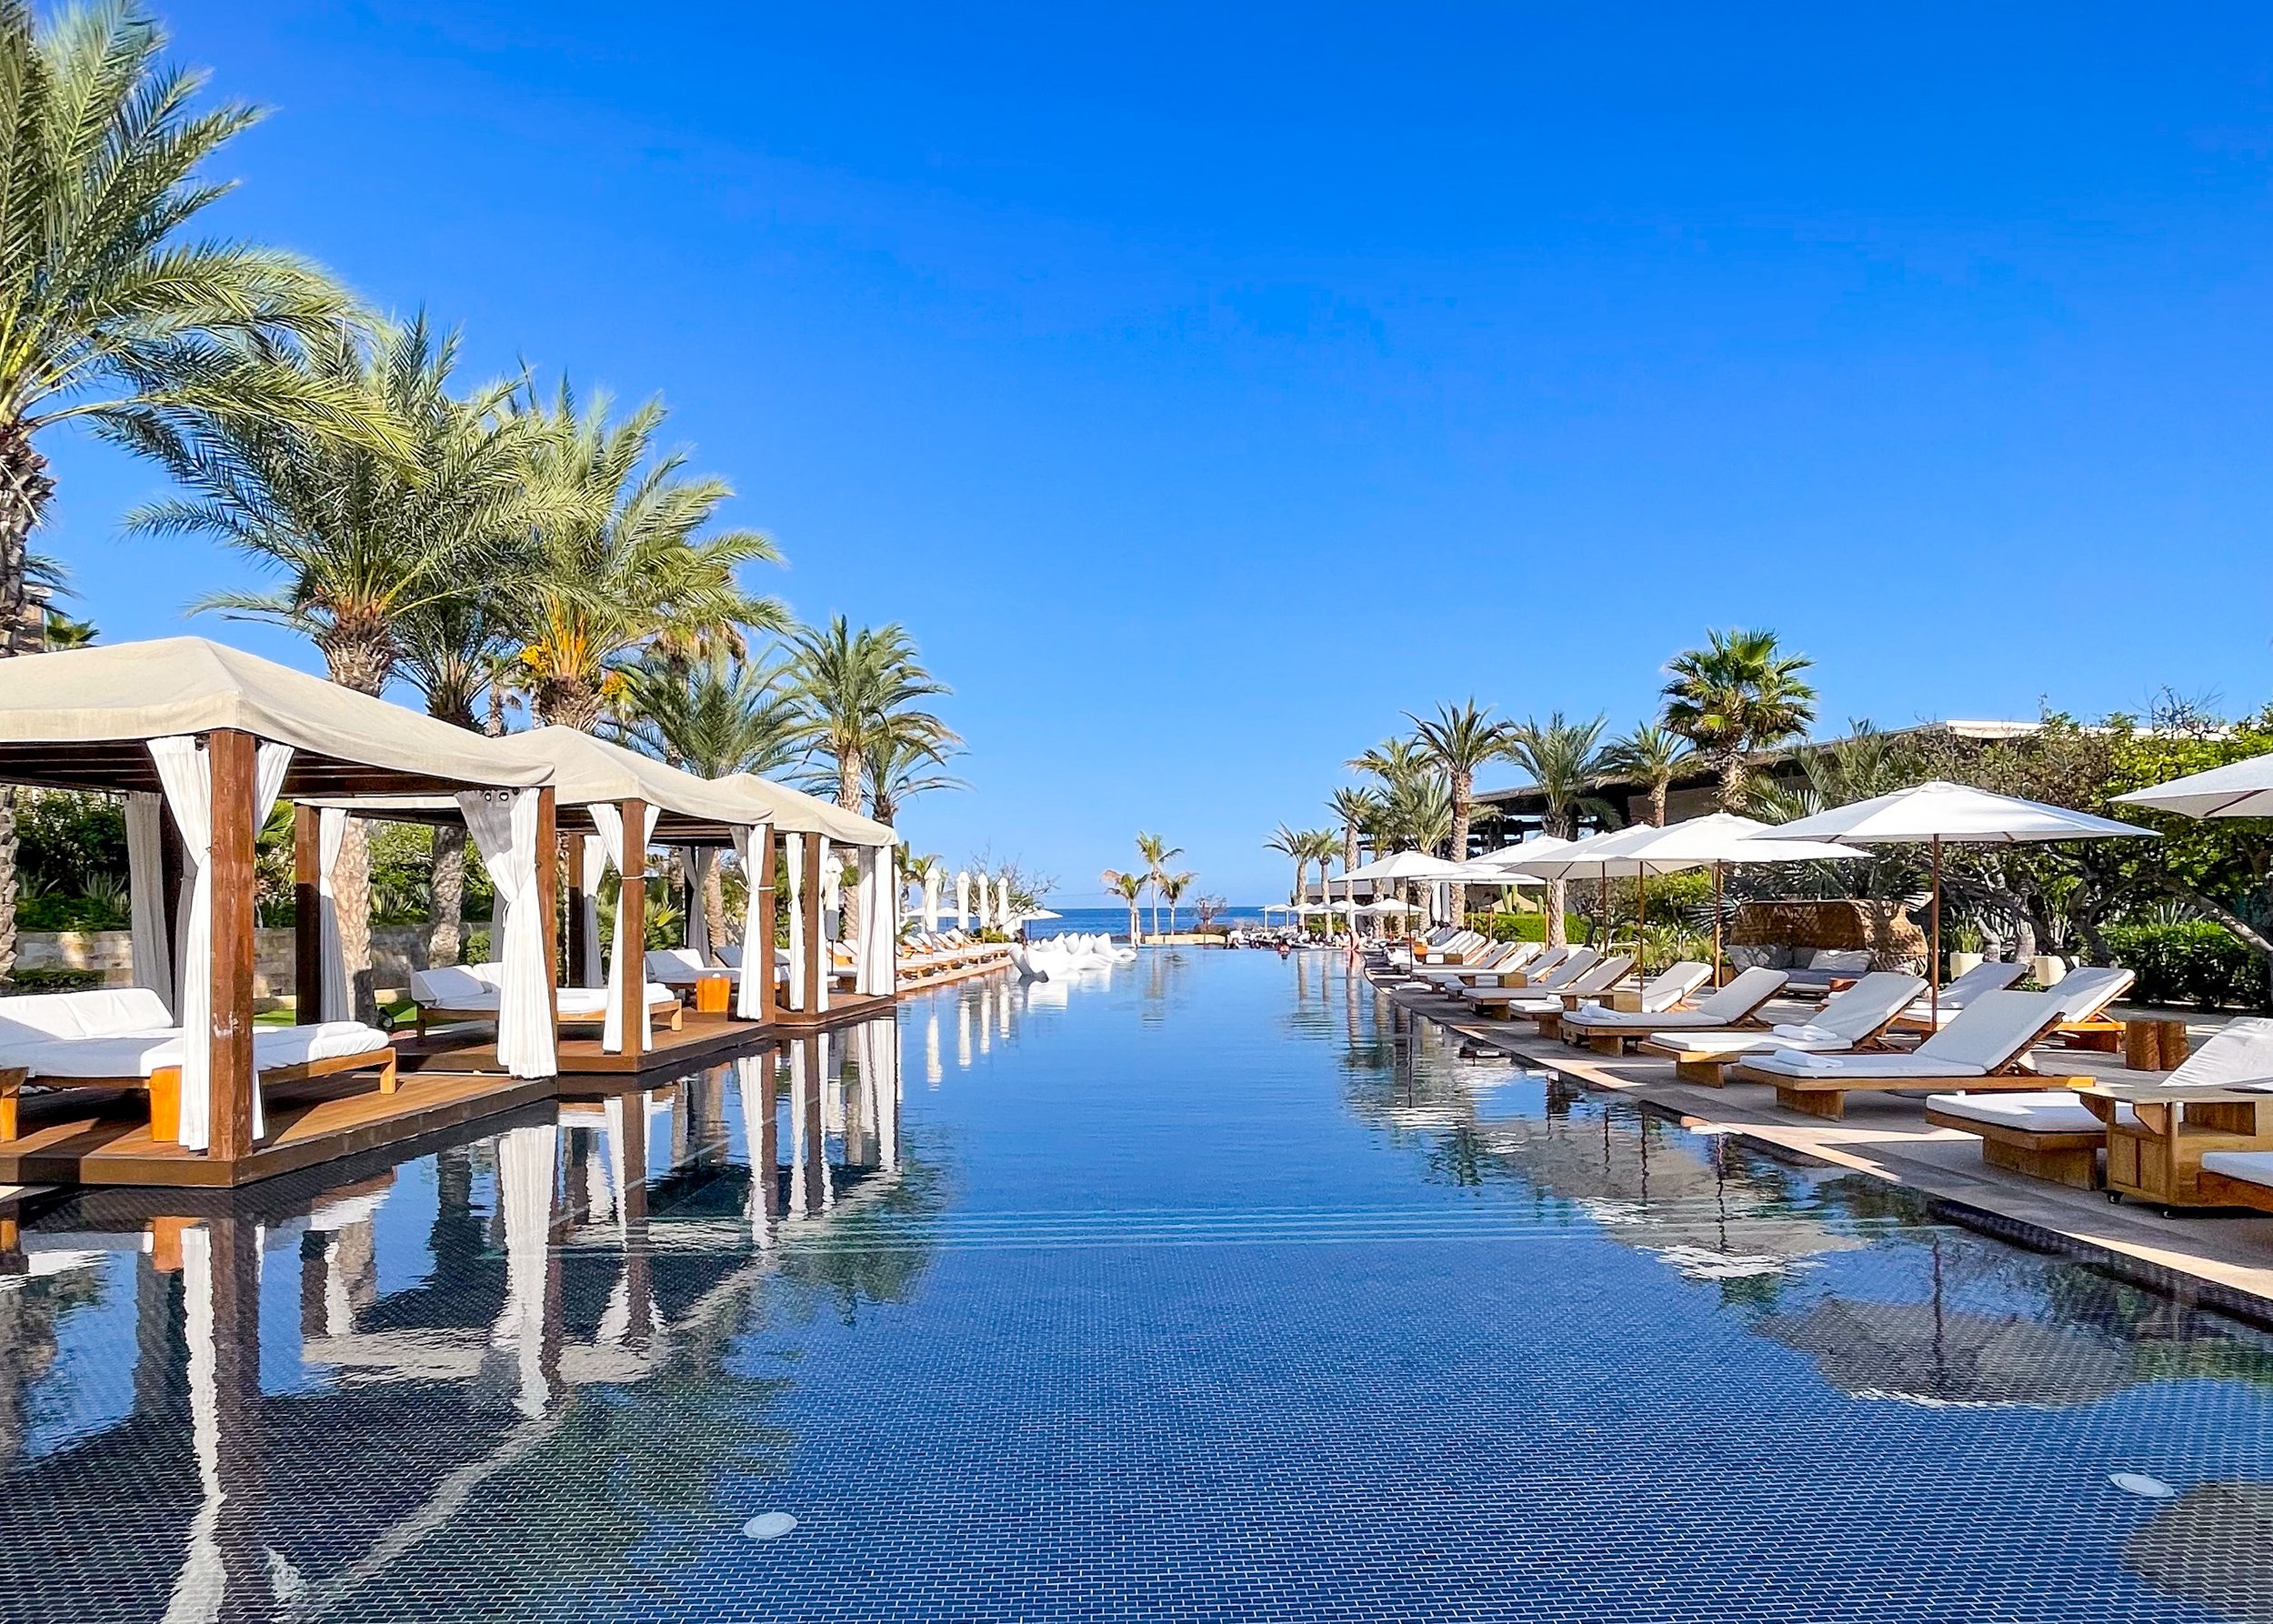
[{"left": 4, "top": 949, "right": 2272, "bottom": 1621}]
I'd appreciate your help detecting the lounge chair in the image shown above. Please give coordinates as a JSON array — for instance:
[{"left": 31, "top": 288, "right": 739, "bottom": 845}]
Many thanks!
[
  {"left": 1640, "top": 971, "right": 1926, "bottom": 1084},
  {"left": 1411, "top": 942, "right": 1534, "bottom": 988},
  {"left": 1928, "top": 1015, "right": 2273, "bottom": 1191},
  {"left": 1417, "top": 929, "right": 1489, "bottom": 966},
  {"left": 1447, "top": 942, "right": 1561, "bottom": 989},
  {"left": 1460, "top": 947, "right": 1598, "bottom": 1009},
  {"left": 410, "top": 963, "right": 681, "bottom": 1037},
  {"left": 646, "top": 947, "right": 738, "bottom": 988},
  {"left": 2042, "top": 964, "right": 2138, "bottom": 1048},
  {"left": 1886, "top": 960, "right": 2028, "bottom": 1033},
  {"left": 1478, "top": 955, "right": 1637, "bottom": 1029},
  {"left": 1562, "top": 966, "right": 1783, "bottom": 1056},
  {"left": 1727, "top": 990, "right": 2082, "bottom": 1120},
  {"left": 0, "top": 987, "right": 395, "bottom": 1143},
  {"left": 2199, "top": 1147, "right": 2273, "bottom": 1214}
]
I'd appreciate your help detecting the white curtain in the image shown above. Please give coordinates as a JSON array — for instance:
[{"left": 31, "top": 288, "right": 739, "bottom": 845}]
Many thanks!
[
  {"left": 165, "top": 1224, "right": 224, "bottom": 1622},
  {"left": 922, "top": 865, "right": 942, "bottom": 933},
  {"left": 729, "top": 824, "right": 770, "bottom": 1019},
  {"left": 456, "top": 789, "right": 557, "bottom": 1079},
  {"left": 784, "top": 832, "right": 807, "bottom": 1013},
  {"left": 490, "top": 1123, "right": 558, "bottom": 1419},
  {"left": 315, "top": 807, "right": 348, "bottom": 1021},
  {"left": 578, "top": 834, "right": 606, "bottom": 988},
  {"left": 822, "top": 847, "right": 844, "bottom": 929},
  {"left": 955, "top": 870, "right": 970, "bottom": 930},
  {"left": 591, "top": 802, "right": 661, "bottom": 1053},
  {"left": 786, "top": 1039, "right": 809, "bottom": 1214},
  {"left": 734, "top": 1053, "right": 776, "bottom": 1251},
  {"left": 125, "top": 791, "right": 172, "bottom": 1004},
  {"left": 853, "top": 859, "right": 878, "bottom": 997},
  {"left": 815, "top": 841, "right": 833, "bottom": 1013},
  {"left": 865, "top": 849, "right": 896, "bottom": 995},
  {"left": 681, "top": 846, "right": 714, "bottom": 960},
  {"left": 149, "top": 737, "right": 291, "bottom": 1152}
]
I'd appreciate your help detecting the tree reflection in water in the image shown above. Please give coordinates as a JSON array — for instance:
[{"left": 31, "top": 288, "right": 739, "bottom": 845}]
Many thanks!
[{"left": 0, "top": 1012, "right": 940, "bottom": 1622}]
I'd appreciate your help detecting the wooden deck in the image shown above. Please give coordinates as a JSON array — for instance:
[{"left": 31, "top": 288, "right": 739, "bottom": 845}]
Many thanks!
[
  {"left": 396, "top": 1010, "right": 775, "bottom": 1076},
  {"left": 0, "top": 1064, "right": 554, "bottom": 1189}
]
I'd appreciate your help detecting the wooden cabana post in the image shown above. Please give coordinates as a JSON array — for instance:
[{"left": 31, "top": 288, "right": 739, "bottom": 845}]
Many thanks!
[
  {"left": 293, "top": 805, "right": 322, "bottom": 1018},
  {"left": 207, "top": 728, "right": 259, "bottom": 1162},
  {"left": 564, "top": 831, "right": 587, "bottom": 987},
  {"left": 618, "top": 796, "right": 647, "bottom": 1064},
  {"left": 802, "top": 837, "right": 826, "bottom": 1014}
]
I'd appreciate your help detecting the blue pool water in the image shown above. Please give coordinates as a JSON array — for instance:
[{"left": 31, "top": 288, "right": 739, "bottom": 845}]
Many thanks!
[{"left": 4, "top": 949, "right": 2273, "bottom": 1621}]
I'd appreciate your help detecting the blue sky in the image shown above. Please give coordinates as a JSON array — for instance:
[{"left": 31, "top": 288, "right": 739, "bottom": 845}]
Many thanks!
[{"left": 37, "top": 3, "right": 2273, "bottom": 902}]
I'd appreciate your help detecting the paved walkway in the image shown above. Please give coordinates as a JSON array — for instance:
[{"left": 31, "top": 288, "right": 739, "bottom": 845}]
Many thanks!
[{"left": 1378, "top": 977, "right": 2273, "bottom": 1313}]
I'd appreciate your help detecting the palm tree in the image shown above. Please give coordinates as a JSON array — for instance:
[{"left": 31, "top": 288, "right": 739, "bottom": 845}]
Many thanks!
[
  {"left": 1661, "top": 627, "right": 1818, "bottom": 812},
  {"left": 611, "top": 648, "right": 805, "bottom": 949},
  {"left": 1299, "top": 829, "right": 1340, "bottom": 931},
  {"left": 1410, "top": 699, "right": 1515, "bottom": 917},
  {"left": 1347, "top": 736, "right": 1427, "bottom": 795},
  {"left": 1327, "top": 786, "right": 1377, "bottom": 877},
  {"left": 512, "top": 385, "right": 782, "bottom": 730},
  {"left": 0, "top": 1, "right": 381, "bottom": 978},
  {"left": 131, "top": 317, "right": 530, "bottom": 1014},
  {"left": 1102, "top": 868, "right": 1147, "bottom": 943},
  {"left": 1507, "top": 713, "right": 1612, "bottom": 947},
  {"left": 865, "top": 735, "right": 966, "bottom": 827},
  {"left": 1158, "top": 870, "right": 1196, "bottom": 934},
  {"left": 1134, "top": 832, "right": 1182, "bottom": 937},
  {"left": 1264, "top": 824, "right": 1307, "bottom": 910},
  {"left": 786, "top": 617, "right": 955, "bottom": 818},
  {"left": 1601, "top": 721, "right": 1695, "bottom": 827}
]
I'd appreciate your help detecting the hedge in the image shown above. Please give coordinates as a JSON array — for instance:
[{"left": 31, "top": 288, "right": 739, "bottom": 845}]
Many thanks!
[
  {"left": 1467, "top": 911, "right": 1588, "bottom": 943},
  {"left": 2101, "top": 921, "right": 2268, "bottom": 1011}
]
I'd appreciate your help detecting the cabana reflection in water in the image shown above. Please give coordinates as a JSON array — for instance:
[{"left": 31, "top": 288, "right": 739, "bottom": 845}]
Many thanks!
[{"left": 5, "top": 960, "right": 2273, "bottom": 1622}]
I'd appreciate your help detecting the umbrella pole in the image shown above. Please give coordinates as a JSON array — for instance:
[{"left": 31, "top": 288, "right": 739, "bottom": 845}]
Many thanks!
[
  {"left": 1930, "top": 835, "right": 1943, "bottom": 1028},
  {"left": 1637, "top": 866, "right": 1647, "bottom": 972},
  {"left": 1712, "top": 862, "right": 1724, "bottom": 987}
]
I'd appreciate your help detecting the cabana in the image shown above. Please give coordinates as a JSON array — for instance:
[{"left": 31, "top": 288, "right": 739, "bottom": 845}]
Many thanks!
[{"left": 0, "top": 637, "right": 556, "bottom": 1180}]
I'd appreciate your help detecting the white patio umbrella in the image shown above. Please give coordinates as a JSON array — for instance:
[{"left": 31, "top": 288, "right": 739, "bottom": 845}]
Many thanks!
[
  {"left": 1562, "top": 813, "right": 1863, "bottom": 980},
  {"left": 954, "top": 870, "right": 971, "bottom": 930},
  {"left": 2113, "top": 750, "right": 2273, "bottom": 819},
  {"left": 1360, "top": 898, "right": 1414, "bottom": 915},
  {"left": 922, "top": 865, "right": 943, "bottom": 933},
  {"left": 1755, "top": 781, "right": 2155, "bottom": 1023}
]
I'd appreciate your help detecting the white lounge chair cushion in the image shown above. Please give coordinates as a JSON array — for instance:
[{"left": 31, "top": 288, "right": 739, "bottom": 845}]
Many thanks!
[
  {"left": 1746, "top": 990, "right": 2062, "bottom": 1078},
  {"left": 1586, "top": 967, "right": 1787, "bottom": 1032},
  {"left": 646, "top": 948, "right": 738, "bottom": 985},
  {"left": 1924, "top": 1089, "right": 2138, "bottom": 1135},
  {"left": 2163, "top": 1017, "right": 2273, "bottom": 1088},
  {"left": 2201, "top": 1150, "right": 2273, "bottom": 1190},
  {"left": 0, "top": 987, "right": 175, "bottom": 1057},
  {"left": 410, "top": 963, "right": 498, "bottom": 1006},
  {"left": 1771, "top": 1024, "right": 1846, "bottom": 1044},
  {"left": 1649, "top": 1028, "right": 1854, "bottom": 1059},
  {"left": 12, "top": 1021, "right": 388, "bottom": 1080},
  {"left": 2048, "top": 966, "right": 2136, "bottom": 1023},
  {"left": 1899, "top": 960, "right": 2028, "bottom": 1023},
  {"left": 554, "top": 984, "right": 676, "bottom": 1019}
]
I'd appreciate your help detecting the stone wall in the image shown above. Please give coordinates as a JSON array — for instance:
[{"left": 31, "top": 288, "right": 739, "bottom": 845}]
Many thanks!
[{"left": 15, "top": 925, "right": 459, "bottom": 1001}]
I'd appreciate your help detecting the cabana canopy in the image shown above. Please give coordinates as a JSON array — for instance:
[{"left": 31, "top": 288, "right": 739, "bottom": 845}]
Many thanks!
[
  {"left": 0, "top": 637, "right": 550, "bottom": 795},
  {"left": 713, "top": 772, "right": 894, "bottom": 847}
]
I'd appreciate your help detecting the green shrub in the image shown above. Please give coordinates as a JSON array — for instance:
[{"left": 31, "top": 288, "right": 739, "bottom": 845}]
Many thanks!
[
  {"left": 0, "top": 967, "right": 105, "bottom": 994},
  {"left": 1467, "top": 911, "right": 1587, "bottom": 943},
  {"left": 2101, "top": 921, "right": 2267, "bottom": 1011}
]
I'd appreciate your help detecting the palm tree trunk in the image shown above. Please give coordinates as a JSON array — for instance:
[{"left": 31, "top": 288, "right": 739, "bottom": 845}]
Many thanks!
[
  {"left": 1448, "top": 772, "right": 1471, "bottom": 924},
  {"left": 1648, "top": 783, "right": 1667, "bottom": 827},
  {"left": 325, "top": 647, "right": 393, "bottom": 1022},
  {"left": 0, "top": 416, "right": 57, "bottom": 984},
  {"left": 706, "top": 863, "right": 728, "bottom": 954},
  {"left": 1717, "top": 747, "right": 1747, "bottom": 812},
  {"left": 1546, "top": 878, "right": 1568, "bottom": 947},
  {"left": 428, "top": 824, "right": 466, "bottom": 968}
]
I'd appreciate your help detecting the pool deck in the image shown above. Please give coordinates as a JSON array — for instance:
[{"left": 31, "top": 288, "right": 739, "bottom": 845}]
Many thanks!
[{"left": 1377, "top": 974, "right": 2273, "bottom": 1315}]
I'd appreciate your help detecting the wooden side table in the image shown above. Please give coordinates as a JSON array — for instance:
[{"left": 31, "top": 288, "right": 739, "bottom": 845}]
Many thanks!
[
  {"left": 2074, "top": 1081, "right": 2273, "bottom": 1208},
  {"left": 694, "top": 974, "right": 733, "bottom": 1016},
  {"left": 2119, "top": 1018, "right": 2191, "bottom": 1071}
]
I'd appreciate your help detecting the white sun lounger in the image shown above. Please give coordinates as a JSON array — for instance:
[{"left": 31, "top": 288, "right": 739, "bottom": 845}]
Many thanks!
[
  {"left": 1928, "top": 1014, "right": 2273, "bottom": 1190},
  {"left": 646, "top": 947, "right": 740, "bottom": 988},
  {"left": 1413, "top": 941, "right": 1536, "bottom": 987},
  {"left": 1463, "top": 947, "right": 1597, "bottom": 1007},
  {"left": 1639, "top": 971, "right": 1926, "bottom": 1083},
  {"left": 1728, "top": 990, "right": 2079, "bottom": 1119},
  {"left": 1887, "top": 959, "right": 2028, "bottom": 1031},
  {"left": 0, "top": 987, "right": 395, "bottom": 1143},
  {"left": 1487, "top": 955, "right": 1636, "bottom": 1024},
  {"left": 411, "top": 963, "right": 682, "bottom": 1036},
  {"left": 1562, "top": 966, "right": 1786, "bottom": 1055}
]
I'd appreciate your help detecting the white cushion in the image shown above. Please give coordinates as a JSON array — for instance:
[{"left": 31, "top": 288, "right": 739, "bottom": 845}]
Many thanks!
[
  {"left": 0, "top": 987, "right": 175, "bottom": 1047},
  {"left": 1746, "top": 1048, "right": 1988, "bottom": 1079},
  {"left": 2049, "top": 966, "right": 2135, "bottom": 1023},
  {"left": 2201, "top": 1149, "right": 2273, "bottom": 1190},
  {"left": 1808, "top": 972, "right": 1928, "bottom": 1039},
  {"left": 1911, "top": 990, "right": 2064, "bottom": 1072},
  {"left": 2166, "top": 1017, "right": 2273, "bottom": 1089},
  {"left": 410, "top": 964, "right": 497, "bottom": 1006},
  {"left": 249, "top": 1022, "right": 391, "bottom": 1068},
  {"left": 715, "top": 945, "right": 744, "bottom": 968},
  {"left": 13, "top": 1020, "right": 387, "bottom": 1080},
  {"left": 1925, "top": 1089, "right": 2134, "bottom": 1135},
  {"left": 1807, "top": 949, "right": 1871, "bottom": 974},
  {"left": 1684, "top": 967, "right": 1788, "bottom": 1024},
  {"left": 1901, "top": 961, "right": 2028, "bottom": 1023},
  {"left": 1650, "top": 1028, "right": 1850, "bottom": 1058}
]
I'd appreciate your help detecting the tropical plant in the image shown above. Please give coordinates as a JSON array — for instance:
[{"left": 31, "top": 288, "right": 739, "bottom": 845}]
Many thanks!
[
  {"left": 1131, "top": 831, "right": 1183, "bottom": 937},
  {"left": 0, "top": 0, "right": 382, "bottom": 977},
  {"left": 1158, "top": 870, "right": 1196, "bottom": 933},
  {"left": 1601, "top": 721, "right": 1694, "bottom": 827},
  {"left": 1660, "top": 627, "right": 1818, "bottom": 811},
  {"left": 1506, "top": 713, "right": 1612, "bottom": 947},
  {"left": 1299, "top": 829, "right": 1340, "bottom": 924},
  {"left": 1327, "top": 786, "right": 1377, "bottom": 877},
  {"left": 1346, "top": 736, "right": 1428, "bottom": 795},
  {"left": 785, "top": 617, "right": 955, "bottom": 819},
  {"left": 1264, "top": 824, "right": 1307, "bottom": 909},
  {"left": 1102, "top": 868, "right": 1147, "bottom": 942},
  {"left": 864, "top": 734, "right": 966, "bottom": 827},
  {"left": 511, "top": 384, "right": 782, "bottom": 729},
  {"left": 1409, "top": 698, "right": 1516, "bottom": 916}
]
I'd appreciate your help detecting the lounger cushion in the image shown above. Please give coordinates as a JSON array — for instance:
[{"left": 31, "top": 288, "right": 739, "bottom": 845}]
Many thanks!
[
  {"left": 13, "top": 1021, "right": 388, "bottom": 1080},
  {"left": 2049, "top": 966, "right": 2136, "bottom": 1023},
  {"left": 1925, "top": 1090, "right": 2137, "bottom": 1134},
  {"left": 1647, "top": 1028, "right": 1850, "bottom": 1059},
  {"left": 1898, "top": 961, "right": 2028, "bottom": 1024},
  {"left": 1587, "top": 967, "right": 1788, "bottom": 1031},
  {"left": 410, "top": 964, "right": 496, "bottom": 1006},
  {"left": 646, "top": 948, "right": 738, "bottom": 985},
  {"left": 1747, "top": 990, "right": 2063, "bottom": 1079},
  {"left": 2200, "top": 1150, "right": 2273, "bottom": 1190},
  {"left": 1806, "top": 949, "right": 1871, "bottom": 976},
  {"left": 0, "top": 987, "right": 175, "bottom": 1057},
  {"left": 2156, "top": 1016, "right": 2273, "bottom": 1090}
]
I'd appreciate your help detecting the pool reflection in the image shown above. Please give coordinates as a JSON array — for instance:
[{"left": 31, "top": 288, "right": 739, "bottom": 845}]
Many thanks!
[{"left": 0, "top": 1015, "right": 922, "bottom": 1621}]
